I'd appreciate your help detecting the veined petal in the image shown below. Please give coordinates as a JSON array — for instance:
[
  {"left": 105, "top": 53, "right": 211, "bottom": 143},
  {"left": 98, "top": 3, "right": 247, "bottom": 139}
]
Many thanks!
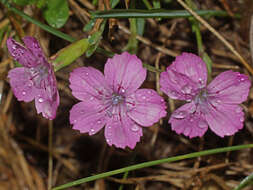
[
  {"left": 171, "top": 52, "right": 207, "bottom": 87},
  {"left": 70, "top": 101, "right": 106, "bottom": 135},
  {"left": 23, "top": 37, "right": 46, "bottom": 65},
  {"left": 8, "top": 67, "right": 36, "bottom": 102},
  {"left": 207, "top": 71, "right": 251, "bottom": 104},
  {"left": 69, "top": 67, "right": 109, "bottom": 101},
  {"left": 104, "top": 52, "right": 146, "bottom": 95},
  {"left": 34, "top": 89, "right": 59, "bottom": 120},
  {"left": 205, "top": 103, "right": 244, "bottom": 137},
  {"left": 160, "top": 69, "right": 199, "bottom": 101},
  {"left": 105, "top": 115, "right": 143, "bottom": 149},
  {"left": 169, "top": 102, "right": 208, "bottom": 138},
  {"left": 6, "top": 38, "right": 37, "bottom": 67},
  {"left": 127, "top": 89, "right": 166, "bottom": 126}
]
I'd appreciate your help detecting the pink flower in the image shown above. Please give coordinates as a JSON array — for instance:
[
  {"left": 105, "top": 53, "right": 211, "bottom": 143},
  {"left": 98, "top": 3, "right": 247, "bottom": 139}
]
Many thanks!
[
  {"left": 7, "top": 37, "right": 59, "bottom": 120},
  {"left": 160, "top": 52, "right": 251, "bottom": 138},
  {"left": 69, "top": 52, "right": 166, "bottom": 149}
]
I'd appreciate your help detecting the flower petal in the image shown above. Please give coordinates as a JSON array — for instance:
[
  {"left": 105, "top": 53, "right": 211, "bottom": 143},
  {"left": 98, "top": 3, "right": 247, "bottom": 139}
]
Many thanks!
[
  {"left": 34, "top": 89, "right": 59, "bottom": 120},
  {"left": 105, "top": 115, "right": 143, "bottom": 149},
  {"left": 69, "top": 67, "right": 109, "bottom": 101},
  {"left": 169, "top": 102, "right": 208, "bottom": 138},
  {"left": 70, "top": 101, "right": 106, "bottom": 135},
  {"left": 104, "top": 52, "right": 146, "bottom": 95},
  {"left": 160, "top": 68, "right": 199, "bottom": 101},
  {"left": 207, "top": 71, "right": 251, "bottom": 104},
  {"left": 23, "top": 36, "right": 46, "bottom": 64},
  {"left": 171, "top": 52, "right": 207, "bottom": 86},
  {"left": 8, "top": 67, "right": 36, "bottom": 102},
  {"left": 127, "top": 89, "right": 167, "bottom": 126},
  {"left": 205, "top": 103, "right": 244, "bottom": 137},
  {"left": 6, "top": 38, "right": 37, "bottom": 67}
]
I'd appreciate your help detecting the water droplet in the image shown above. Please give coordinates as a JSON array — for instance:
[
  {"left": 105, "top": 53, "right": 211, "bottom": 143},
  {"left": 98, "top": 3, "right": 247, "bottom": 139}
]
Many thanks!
[
  {"left": 148, "top": 90, "right": 152, "bottom": 94},
  {"left": 216, "top": 100, "right": 221, "bottom": 103},
  {"left": 90, "top": 97, "right": 94, "bottom": 100},
  {"left": 106, "top": 139, "right": 112, "bottom": 144},
  {"left": 235, "top": 107, "right": 241, "bottom": 113},
  {"left": 131, "top": 125, "right": 139, "bottom": 132},
  {"left": 85, "top": 72, "right": 89, "bottom": 76},
  {"left": 38, "top": 98, "right": 44, "bottom": 103},
  {"left": 226, "top": 132, "right": 230, "bottom": 136},
  {"left": 169, "top": 91, "right": 178, "bottom": 99},
  {"left": 172, "top": 111, "right": 187, "bottom": 119},
  {"left": 22, "top": 91, "right": 26, "bottom": 95},
  {"left": 142, "top": 96, "right": 146, "bottom": 100},
  {"left": 240, "top": 117, "right": 244, "bottom": 122},
  {"left": 190, "top": 118, "right": 194, "bottom": 122},
  {"left": 198, "top": 120, "right": 206, "bottom": 128},
  {"left": 182, "top": 85, "right": 192, "bottom": 94},
  {"left": 90, "top": 128, "right": 95, "bottom": 135},
  {"left": 73, "top": 119, "right": 77, "bottom": 123},
  {"left": 120, "top": 88, "right": 125, "bottom": 93},
  {"left": 97, "top": 120, "right": 102, "bottom": 124},
  {"left": 80, "top": 110, "right": 85, "bottom": 114}
]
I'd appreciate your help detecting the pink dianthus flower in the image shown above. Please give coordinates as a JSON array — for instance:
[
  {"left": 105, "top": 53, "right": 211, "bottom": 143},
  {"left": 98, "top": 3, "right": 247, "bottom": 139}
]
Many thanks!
[
  {"left": 160, "top": 52, "right": 251, "bottom": 138},
  {"left": 69, "top": 52, "right": 167, "bottom": 149},
  {"left": 7, "top": 37, "right": 59, "bottom": 120}
]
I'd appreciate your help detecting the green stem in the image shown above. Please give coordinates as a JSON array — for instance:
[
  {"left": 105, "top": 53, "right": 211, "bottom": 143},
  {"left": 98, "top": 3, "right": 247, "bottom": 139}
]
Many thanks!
[
  {"left": 142, "top": 0, "right": 152, "bottom": 9},
  {"left": 234, "top": 173, "right": 253, "bottom": 190},
  {"left": 53, "top": 144, "right": 253, "bottom": 190},
  {"left": 92, "top": 9, "right": 239, "bottom": 19},
  {"left": 9, "top": 6, "right": 76, "bottom": 42}
]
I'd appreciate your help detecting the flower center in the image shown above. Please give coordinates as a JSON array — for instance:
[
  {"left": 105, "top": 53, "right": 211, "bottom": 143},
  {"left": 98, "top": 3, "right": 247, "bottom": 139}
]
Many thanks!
[
  {"left": 111, "top": 93, "right": 124, "bottom": 105},
  {"left": 28, "top": 64, "right": 49, "bottom": 88}
]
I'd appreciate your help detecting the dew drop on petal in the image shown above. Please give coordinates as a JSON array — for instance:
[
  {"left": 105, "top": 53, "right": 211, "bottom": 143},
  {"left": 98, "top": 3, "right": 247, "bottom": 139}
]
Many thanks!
[
  {"left": 22, "top": 91, "right": 26, "bottom": 95},
  {"left": 182, "top": 85, "right": 192, "bottom": 94},
  {"left": 90, "top": 97, "right": 94, "bottom": 100},
  {"left": 198, "top": 120, "right": 206, "bottom": 128},
  {"left": 38, "top": 98, "right": 44, "bottom": 103},
  {"left": 172, "top": 111, "right": 187, "bottom": 119},
  {"left": 131, "top": 125, "right": 139, "bottom": 132},
  {"left": 169, "top": 91, "right": 178, "bottom": 99},
  {"left": 97, "top": 120, "right": 102, "bottom": 124},
  {"left": 73, "top": 119, "right": 77, "bottom": 123},
  {"left": 120, "top": 88, "right": 125, "bottom": 93},
  {"left": 240, "top": 117, "right": 244, "bottom": 122},
  {"left": 106, "top": 139, "right": 112, "bottom": 144},
  {"left": 190, "top": 118, "right": 194, "bottom": 122},
  {"left": 235, "top": 107, "right": 241, "bottom": 113},
  {"left": 85, "top": 72, "right": 89, "bottom": 76},
  {"left": 90, "top": 128, "right": 95, "bottom": 135}
]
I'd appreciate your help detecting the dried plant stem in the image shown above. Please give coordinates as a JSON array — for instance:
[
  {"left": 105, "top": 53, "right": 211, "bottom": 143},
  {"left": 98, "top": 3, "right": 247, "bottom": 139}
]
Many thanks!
[
  {"left": 176, "top": 0, "right": 253, "bottom": 75},
  {"left": 48, "top": 120, "right": 53, "bottom": 190}
]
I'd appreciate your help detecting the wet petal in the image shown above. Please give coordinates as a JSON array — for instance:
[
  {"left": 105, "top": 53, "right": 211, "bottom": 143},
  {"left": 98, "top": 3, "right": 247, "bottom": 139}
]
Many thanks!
[
  {"left": 169, "top": 103, "right": 208, "bottom": 138},
  {"left": 207, "top": 71, "right": 251, "bottom": 104},
  {"left": 171, "top": 52, "right": 207, "bottom": 87},
  {"left": 34, "top": 89, "right": 59, "bottom": 120},
  {"left": 105, "top": 115, "right": 143, "bottom": 149},
  {"left": 70, "top": 101, "right": 106, "bottom": 135},
  {"left": 160, "top": 68, "right": 199, "bottom": 101},
  {"left": 127, "top": 89, "right": 167, "bottom": 126},
  {"left": 104, "top": 52, "right": 146, "bottom": 95},
  {"left": 205, "top": 103, "right": 244, "bottom": 137},
  {"left": 23, "top": 36, "right": 46, "bottom": 64},
  {"left": 6, "top": 38, "right": 37, "bottom": 67},
  {"left": 8, "top": 67, "right": 36, "bottom": 102},
  {"left": 69, "top": 67, "right": 109, "bottom": 101}
]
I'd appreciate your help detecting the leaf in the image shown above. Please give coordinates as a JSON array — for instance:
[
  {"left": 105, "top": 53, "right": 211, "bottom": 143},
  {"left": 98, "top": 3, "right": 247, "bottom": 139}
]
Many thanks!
[{"left": 43, "top": 0, "right": 69, "bottom": 28}]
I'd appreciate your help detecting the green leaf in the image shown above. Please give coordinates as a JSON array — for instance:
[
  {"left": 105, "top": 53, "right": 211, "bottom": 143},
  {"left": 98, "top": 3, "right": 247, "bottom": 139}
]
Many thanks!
[
  {"left": 234, "top": 173, "right": 253, "bottom": 190},
  {"left": 12, "top": 0, "right": 36, "bottom": 6},
  {"left": 43, "top": 0, "right": 69, "bottom": 28},
  {"left": 52, "top": 38, "right": 89, "bottom": 71}
]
